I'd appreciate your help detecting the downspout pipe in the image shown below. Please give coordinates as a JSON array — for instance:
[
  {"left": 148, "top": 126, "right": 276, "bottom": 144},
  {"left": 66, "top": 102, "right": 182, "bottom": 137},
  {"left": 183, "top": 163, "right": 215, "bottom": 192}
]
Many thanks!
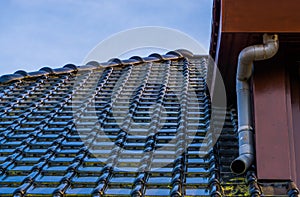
[{"left": 230, "top": 34, "right": 279, "bottom": 175}]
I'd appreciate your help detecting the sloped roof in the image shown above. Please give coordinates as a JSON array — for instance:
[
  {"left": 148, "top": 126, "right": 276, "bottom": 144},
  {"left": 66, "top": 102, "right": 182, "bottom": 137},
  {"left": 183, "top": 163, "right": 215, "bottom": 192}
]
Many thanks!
[{"left": 0, "top": 51, "right": 252, "bottom": 196}]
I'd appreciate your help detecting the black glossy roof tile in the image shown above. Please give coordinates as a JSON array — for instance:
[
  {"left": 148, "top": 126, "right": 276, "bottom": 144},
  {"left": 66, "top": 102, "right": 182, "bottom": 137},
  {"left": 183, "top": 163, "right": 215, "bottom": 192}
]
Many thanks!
[{"left": 0, "top": 51, "right": 250, "bottom": 196}]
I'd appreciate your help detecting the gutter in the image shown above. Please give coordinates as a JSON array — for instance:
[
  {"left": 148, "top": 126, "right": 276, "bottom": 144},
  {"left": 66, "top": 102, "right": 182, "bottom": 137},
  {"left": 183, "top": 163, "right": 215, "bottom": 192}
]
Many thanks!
[{"left": 230, "top": 34, "right": 279, "bottom": 174}]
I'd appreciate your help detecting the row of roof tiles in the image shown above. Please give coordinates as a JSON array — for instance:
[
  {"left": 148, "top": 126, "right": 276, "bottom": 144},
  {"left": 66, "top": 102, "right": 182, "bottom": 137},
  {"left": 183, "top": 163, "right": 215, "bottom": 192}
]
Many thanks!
[{"left": 0, "top": 49, "right": 197, "bottom": 84}]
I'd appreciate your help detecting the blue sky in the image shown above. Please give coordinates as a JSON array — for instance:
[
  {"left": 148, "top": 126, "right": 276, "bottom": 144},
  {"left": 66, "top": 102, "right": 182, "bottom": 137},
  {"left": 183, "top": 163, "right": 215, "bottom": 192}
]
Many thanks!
[{"left": 0, "top": 0, "right": 213, "bottom": 75}]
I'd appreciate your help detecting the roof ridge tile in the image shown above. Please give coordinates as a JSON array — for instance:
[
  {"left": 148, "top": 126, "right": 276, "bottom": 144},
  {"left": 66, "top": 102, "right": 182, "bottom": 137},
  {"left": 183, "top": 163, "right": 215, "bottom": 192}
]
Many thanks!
[{"left": 0, "top": 49, "right": 195, "bottom": 84}]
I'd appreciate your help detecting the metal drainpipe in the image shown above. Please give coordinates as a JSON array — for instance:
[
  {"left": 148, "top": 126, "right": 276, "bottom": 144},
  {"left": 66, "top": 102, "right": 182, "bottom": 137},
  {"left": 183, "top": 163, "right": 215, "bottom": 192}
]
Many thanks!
[{"left": 230, "top": 34, "right": 279, "bottom": 175}]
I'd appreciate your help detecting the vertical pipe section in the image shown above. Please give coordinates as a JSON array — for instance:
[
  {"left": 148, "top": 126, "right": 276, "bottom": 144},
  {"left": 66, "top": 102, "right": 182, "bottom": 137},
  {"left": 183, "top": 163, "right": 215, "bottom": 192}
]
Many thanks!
[{"left": 230, "top": 34, "right": 279, "bottom": 174}]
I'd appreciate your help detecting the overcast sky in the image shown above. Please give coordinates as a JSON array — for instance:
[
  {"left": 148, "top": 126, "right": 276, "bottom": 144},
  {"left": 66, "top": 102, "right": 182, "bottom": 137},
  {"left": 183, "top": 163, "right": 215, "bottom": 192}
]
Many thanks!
[{"left": 0, "top": 0, "right": 213, "bottom": 75}]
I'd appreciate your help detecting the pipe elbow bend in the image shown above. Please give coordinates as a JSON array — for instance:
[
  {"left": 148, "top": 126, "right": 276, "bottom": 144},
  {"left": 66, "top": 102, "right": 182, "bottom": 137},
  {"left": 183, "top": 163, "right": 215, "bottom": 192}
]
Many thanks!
[
  {"left": 264, "top": 41, "right": 279, "bottom": 59},
  {"left": 237, "top": 34, "right": 279, "bottom": 81},
  {"left": 237, "top": 46, "right": 256, "bottom": 81},
  {"left": 260, "top": 34, "right": 279, "bottom": 59},
  {"left": 230, "top": 153, "right": 254, "bottom": 175}
]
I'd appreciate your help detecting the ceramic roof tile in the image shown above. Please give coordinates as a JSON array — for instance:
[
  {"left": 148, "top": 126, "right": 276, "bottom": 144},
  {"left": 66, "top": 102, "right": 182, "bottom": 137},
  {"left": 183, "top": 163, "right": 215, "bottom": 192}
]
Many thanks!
[{"left": 0, "top": 51, "right": 250, "bottom": 196}]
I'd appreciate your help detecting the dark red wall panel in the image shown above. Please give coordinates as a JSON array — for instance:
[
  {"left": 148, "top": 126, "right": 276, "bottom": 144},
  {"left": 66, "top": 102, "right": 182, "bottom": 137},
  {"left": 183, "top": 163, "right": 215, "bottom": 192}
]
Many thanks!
[
  {"left": 290, "top": 66, "right": 300, "bottom": 185},
  {"left": 253, "top": 61, "right": 293, "bottom": 180}
]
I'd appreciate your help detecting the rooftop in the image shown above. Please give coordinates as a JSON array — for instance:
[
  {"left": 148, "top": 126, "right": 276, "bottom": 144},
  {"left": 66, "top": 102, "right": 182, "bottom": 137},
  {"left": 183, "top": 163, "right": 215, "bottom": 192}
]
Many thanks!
[{"left": 0, "top": 50, "right": 252, "bottom": 196}]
